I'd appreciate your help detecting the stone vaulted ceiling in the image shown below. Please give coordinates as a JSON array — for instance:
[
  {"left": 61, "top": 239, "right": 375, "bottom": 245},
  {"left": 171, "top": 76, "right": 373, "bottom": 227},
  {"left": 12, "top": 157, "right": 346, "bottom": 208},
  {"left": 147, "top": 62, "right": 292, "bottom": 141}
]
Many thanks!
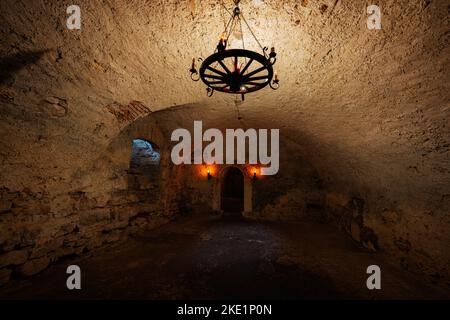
[{"left": 0, "top": 0, "right": 449, "bottom": 267}]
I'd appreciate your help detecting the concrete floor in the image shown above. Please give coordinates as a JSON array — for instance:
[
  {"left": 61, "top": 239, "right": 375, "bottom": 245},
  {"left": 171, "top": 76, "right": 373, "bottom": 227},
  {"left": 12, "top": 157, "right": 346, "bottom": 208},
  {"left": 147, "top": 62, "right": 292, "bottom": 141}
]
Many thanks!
[{"left": 0, "top": 213, "right": 448, "bottom": 299}]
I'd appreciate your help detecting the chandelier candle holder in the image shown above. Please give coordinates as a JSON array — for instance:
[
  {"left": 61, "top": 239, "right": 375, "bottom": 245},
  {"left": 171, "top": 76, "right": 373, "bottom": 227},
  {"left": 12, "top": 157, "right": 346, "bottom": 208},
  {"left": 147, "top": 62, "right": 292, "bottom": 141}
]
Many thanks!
[{"left": 189, "top": 0, "right": 280, "bottom": 101}]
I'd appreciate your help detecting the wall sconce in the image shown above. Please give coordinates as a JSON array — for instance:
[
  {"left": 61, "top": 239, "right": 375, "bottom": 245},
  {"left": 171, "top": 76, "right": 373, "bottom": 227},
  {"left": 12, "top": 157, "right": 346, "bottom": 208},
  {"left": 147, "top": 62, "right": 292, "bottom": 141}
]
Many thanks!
[
  {"left": 207, "top": 170, "right": 212, "bottom": 180},
  {"left": 252, "top": 169, "right": 257, "bottom": 181}
]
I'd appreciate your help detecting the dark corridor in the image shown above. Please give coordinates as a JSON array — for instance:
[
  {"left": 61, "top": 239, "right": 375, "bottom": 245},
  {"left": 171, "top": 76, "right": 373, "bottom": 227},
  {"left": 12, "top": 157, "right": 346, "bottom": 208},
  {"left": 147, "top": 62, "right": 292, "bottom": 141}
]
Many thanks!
[{"left": 221, "top": 167, "right": 244, "bottom": 213}]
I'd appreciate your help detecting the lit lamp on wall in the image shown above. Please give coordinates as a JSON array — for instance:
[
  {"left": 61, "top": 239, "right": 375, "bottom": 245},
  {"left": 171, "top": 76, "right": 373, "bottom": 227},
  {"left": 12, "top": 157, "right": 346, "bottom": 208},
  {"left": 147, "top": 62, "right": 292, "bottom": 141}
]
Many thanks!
[
  {"left": 202, "top": 165, "right": 216, "bottom": 180},
  {"left": 252, "top": 169, "right": 257, "bottom": 181}
]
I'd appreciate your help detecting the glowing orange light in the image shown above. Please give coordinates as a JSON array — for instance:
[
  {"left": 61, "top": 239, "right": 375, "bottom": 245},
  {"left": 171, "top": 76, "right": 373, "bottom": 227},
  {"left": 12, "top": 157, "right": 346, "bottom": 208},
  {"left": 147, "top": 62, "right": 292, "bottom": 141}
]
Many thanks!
[
  {"left": 247, "top": 165, "right": 260, "bottom": 180},
  {"left": 200, "top": 164, "right": 217, "bottom": 179}
]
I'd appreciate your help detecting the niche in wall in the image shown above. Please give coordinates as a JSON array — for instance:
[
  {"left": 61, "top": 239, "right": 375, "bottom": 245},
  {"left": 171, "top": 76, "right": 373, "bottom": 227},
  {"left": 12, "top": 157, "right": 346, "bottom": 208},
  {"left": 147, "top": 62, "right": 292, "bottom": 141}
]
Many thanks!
[{"left": 128, "top": 139, "right": 161, "bottom": 201}]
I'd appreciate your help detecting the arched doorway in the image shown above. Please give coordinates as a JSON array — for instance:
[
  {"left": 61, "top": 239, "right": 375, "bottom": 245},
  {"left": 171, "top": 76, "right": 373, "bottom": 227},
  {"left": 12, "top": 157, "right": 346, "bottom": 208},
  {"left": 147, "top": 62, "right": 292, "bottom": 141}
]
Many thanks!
[
  {"left": 128, "top": 139, "right": 161, "bottom": 201},
  {"left": 221, "top": 167, "right": 244, "bottom": 214}
]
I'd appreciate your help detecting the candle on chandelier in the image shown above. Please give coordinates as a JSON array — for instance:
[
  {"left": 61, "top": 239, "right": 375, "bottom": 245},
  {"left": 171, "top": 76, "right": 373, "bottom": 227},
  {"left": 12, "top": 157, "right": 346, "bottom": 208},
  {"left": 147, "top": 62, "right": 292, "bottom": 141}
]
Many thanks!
[{"left": 217, "top": 33, "right": 227, "bottom": 52}]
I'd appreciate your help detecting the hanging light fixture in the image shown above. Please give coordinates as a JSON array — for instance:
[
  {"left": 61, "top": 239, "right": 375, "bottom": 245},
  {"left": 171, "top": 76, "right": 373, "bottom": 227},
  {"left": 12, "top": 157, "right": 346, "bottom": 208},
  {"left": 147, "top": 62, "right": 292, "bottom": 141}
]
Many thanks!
[{"left": 189, "top": 0, "right": 280, "bottom": 101}]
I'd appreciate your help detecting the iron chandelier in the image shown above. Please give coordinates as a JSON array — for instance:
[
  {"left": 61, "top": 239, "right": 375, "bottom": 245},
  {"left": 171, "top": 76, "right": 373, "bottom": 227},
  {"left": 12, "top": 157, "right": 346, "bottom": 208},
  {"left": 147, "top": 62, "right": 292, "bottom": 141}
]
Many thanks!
[{"left": 189, "top": 0, "right": 279, "bottom": 101}]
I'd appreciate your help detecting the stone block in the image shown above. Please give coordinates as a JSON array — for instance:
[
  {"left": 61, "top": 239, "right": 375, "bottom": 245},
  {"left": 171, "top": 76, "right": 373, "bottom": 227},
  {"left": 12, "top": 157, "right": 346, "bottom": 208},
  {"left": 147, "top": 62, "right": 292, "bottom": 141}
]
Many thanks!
[
  {"left": 0, "top": 199, "right": 12, "bottom": 213},
  {"left": 30, "top": 237, "right": 64, "bottom": 259},
  {"left": 326, "top": 193, "right": 350, "bottom": 208},
  {"left": 17, "top": 257, "right": 51, "bottom": 276},
  {"left": 0, "top": 268, "right": 12, "bottom": 286},
  {"left": 80, "top": 208, "right": 111, "bottom": 226},
  {"left": 87, "top": 237, "right": 104, "bottom": 250},
  {"left": 381, "top": 209, "right": 400, "bottom": 224},
  {"left": 350, "top": 222, "right": 361, "bottom": 242},
  {"left": 0, "top": 250, "right": 29, "bottom": 268}
]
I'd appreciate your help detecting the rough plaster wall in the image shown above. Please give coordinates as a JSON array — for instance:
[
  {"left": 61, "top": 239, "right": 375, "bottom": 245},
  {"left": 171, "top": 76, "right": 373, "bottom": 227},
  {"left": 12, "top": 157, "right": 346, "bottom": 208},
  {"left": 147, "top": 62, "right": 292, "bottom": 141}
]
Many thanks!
[
  {"left": 251, "top": 137, "right": 323, "bottom": 219},
  {"left": 0, "top": 0, "right": 449, "bottom": 285}
]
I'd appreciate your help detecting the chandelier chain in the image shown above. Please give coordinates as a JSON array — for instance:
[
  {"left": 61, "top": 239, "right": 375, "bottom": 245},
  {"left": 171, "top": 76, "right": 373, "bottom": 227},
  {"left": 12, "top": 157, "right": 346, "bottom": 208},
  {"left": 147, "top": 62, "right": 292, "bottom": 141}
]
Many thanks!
[
  {"left": 220, "top": 1, "right": 266, "bottom": 56},
  {"left": 240, "top": 14, "right": 266, "bottom": 55},
  {"left": 238, "top": 16, "right": 247, "bottom": 64},
  {"left": 220, "top": 0, "right": 233, "bottom": 18}
]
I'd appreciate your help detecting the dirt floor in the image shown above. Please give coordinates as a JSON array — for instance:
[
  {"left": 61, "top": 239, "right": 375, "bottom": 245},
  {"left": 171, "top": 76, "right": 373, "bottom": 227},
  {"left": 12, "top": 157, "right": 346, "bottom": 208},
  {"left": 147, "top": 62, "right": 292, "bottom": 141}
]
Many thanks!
[{"left": 0, "top": 213, "right": 448, "bottom": 299}]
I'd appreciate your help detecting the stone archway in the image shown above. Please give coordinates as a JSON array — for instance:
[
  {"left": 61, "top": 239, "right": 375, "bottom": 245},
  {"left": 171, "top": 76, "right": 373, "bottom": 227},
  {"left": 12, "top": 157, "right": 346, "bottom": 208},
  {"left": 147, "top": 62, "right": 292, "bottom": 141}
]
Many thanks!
[{"left": 212, "top": 165, "right": 252, "bottom": 215}]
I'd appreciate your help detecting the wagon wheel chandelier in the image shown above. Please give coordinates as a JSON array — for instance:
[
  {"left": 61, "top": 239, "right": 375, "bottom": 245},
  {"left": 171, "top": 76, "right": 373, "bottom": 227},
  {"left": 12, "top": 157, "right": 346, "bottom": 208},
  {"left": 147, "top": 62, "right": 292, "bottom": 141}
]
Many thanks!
[{"left": 189, "top": 0, "right": 279, "bottom": 101}]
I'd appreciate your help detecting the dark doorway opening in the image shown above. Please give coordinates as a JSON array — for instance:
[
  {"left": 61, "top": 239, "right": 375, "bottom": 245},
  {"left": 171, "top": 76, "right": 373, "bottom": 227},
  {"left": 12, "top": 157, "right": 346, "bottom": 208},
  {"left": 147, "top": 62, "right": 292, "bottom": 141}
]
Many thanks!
[{"left": 221, "top": 167, "right": 244, "bottom": 213}]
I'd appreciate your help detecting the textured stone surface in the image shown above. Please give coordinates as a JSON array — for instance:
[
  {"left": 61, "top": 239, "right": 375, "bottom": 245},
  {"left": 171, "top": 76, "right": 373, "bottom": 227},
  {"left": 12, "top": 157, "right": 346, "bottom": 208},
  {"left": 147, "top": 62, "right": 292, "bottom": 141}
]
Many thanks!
[
  {"left": 0, "top": 0, "right": 449, "bottom": 288},
  {"left": 17, "top": 257, "right": 51, "bottom": 276},
  {"left": 0, "top": 250, "right": 29, "bottom": 268},
  {"left": 0, "top": 269, "right": 12, "bottom": 286},
  {"left": 0, "top": 214, "right": 448, "bottom": 299}
]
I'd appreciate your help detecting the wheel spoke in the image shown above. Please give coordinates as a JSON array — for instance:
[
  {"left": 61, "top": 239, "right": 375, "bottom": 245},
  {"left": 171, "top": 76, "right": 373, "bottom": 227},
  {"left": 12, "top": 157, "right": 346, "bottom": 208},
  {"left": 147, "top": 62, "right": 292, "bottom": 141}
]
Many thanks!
[
  {"left": 207, "top": 80, "right": 227, "bottom": 85},
  {"left": 203, "top": 74, "right": 225, "bottom": 80},
  {"left": 234, "top": 56, "right": 239, "bottom": 72},
  {"left": 246, "top": 75, "right": 269, "bottom": 81},
  {"left": 202, "top": 51, "right": 273, "bottom": 94},
  {"left": 210, "top": 83, "right": 230, "bottom": 89},
  {"left": 218, "top": 60, "right": 232, "bottom": 74},
  {"left": 240, "top": 58, "right": 253, "bottom": 75},
  {"left": 242, "top": 81, "right": 265, "bottom": 86},
  {"left": 243, "top": 66, "right": 267, "bottom": 78},
  {"left": 206, "top": 66, "right": 227, "bottom": 77}
]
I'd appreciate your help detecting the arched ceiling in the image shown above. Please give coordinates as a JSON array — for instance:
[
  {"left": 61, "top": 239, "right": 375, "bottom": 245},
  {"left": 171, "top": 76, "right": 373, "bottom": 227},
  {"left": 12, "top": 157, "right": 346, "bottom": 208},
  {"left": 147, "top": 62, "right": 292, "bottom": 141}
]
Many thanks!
[{"left": 0, "top": 0, "right": 449, "bottom": 213}]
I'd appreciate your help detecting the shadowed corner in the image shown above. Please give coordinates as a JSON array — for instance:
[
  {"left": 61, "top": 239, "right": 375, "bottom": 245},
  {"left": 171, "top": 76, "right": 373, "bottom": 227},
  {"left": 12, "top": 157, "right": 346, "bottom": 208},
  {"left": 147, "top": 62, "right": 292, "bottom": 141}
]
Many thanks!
[{"left": 0, "top": 49, "right": 51, "bottom": 85}]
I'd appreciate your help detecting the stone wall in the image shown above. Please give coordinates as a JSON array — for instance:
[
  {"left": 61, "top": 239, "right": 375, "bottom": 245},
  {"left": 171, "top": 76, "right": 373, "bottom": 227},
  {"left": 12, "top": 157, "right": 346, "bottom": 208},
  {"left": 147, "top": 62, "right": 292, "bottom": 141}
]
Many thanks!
[
  {"left": 251, "top": 138, "right": 325, "bottom": 221},
  {"left": 325, "top": 188, "right": 450, "bottom": 288},
  {"left": 0, "top": 113, "right": 183, "bottom": 285},
  {"left": 172, "top": 134, "right": 325, "bottom": 221}
]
